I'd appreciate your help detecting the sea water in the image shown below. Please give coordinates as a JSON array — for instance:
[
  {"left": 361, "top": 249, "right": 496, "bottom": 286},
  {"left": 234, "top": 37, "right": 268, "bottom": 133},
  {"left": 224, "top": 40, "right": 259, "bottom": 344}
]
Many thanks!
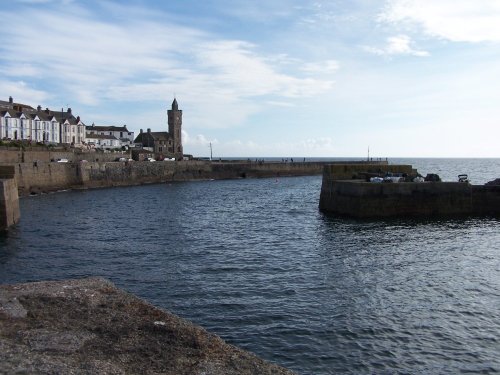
[{"left": 1, "top": 158, "right": 499, "bottom": 374}]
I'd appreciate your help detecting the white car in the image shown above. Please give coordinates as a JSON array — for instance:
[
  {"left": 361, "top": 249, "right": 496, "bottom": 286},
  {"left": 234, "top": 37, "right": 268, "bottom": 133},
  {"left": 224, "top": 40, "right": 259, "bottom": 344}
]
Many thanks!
[
  {"left": 383, "top": 173, "right": 405, "bottom": 183},
  {"left": 56, "top": 158, "right": 69, "bottom": 163}
]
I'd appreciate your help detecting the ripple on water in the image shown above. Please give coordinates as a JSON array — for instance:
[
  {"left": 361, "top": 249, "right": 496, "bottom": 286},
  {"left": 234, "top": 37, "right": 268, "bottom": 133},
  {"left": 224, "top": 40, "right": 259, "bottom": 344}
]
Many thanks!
[{"left": 1, "top": 171, "right": 500, "bottom": 374}]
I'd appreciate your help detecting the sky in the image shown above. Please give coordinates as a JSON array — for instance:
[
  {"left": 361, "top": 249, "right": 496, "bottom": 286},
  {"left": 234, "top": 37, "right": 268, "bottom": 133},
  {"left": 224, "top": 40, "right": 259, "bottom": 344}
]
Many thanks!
[{"left": 1, "top": 0, "right": 500, "bottom": 158}]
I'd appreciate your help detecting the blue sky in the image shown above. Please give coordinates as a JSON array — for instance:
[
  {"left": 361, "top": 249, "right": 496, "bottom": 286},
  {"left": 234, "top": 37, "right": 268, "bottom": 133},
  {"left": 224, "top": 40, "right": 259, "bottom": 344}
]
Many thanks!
[{"left": 1, "top": 0, "right": 499, "bottom": 158}]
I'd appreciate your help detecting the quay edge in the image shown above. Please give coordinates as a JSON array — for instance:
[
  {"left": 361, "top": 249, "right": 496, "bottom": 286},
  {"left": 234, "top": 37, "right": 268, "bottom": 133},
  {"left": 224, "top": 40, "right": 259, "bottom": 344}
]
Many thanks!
[{"left": 319, "top": 164, "right": 500, "bottom": 218}]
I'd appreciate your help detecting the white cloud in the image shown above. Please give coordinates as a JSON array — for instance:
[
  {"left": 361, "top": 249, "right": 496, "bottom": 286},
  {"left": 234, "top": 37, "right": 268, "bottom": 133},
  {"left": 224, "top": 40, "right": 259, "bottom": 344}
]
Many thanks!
[
  {"left": 301, "top": 60, "right": 340, "bottom": 74},
  {"left": 182, "top": 132, "right": 218, "bottom": 147},
  {"left": 266, "top": 101, "right": 294, "bottom": 107},
  {"left": 365, "top": 34, "right": 429, "bottom": 57},
  {"left": 195, "top": 40, "right": 334, "bottom": 98},
  {"left": 381, "top": 0, "right": 500, "bottom": 42},
  {"left": 0, "top": 81, "right": 50, "bottom": 106},
  {"left": 0, "top": 2, "right": 336, "bottom": 132}
]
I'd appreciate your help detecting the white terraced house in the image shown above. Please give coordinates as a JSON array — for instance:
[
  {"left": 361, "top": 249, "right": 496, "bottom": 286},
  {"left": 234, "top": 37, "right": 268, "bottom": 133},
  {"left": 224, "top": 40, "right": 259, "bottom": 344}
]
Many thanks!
[
  {"left": 0, "top": 96, "right": 85, "bottom": 146},
  {"left": 0, "top": 99, "right": 59, "bottom": 143}
]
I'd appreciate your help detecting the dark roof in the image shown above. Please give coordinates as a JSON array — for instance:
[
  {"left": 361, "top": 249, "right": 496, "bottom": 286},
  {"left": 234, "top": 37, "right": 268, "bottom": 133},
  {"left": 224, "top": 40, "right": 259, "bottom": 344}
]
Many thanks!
[
  {"left": 0, "top": 98, "right": 85, "bottom": 125},
  {"left": 86, "top": 125, "right": 128, "bottom": 132},
  {"left": 1, "top": 109, "right": 39, "bottom": 120},
  {"left": 0, "top": 109, "right": 17, "bottom": 117},
  {"left": 29, "top": 112, "right": 55, "bottom": 121},
  {"left": 134, "top": 131, "right": 172, "bottom": 143},
  {"left": 51, "top": 112, "right": 83, "bottom": 126},
  {"left": 0, "top": 100, "right": 35, "bottom": 111}
]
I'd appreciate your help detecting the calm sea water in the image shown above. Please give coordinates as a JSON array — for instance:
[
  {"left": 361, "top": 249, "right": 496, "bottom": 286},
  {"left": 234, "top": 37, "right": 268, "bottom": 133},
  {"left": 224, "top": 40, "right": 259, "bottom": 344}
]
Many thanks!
[{"left": 1, "top": 158, "right": 499, "bottom": 374}]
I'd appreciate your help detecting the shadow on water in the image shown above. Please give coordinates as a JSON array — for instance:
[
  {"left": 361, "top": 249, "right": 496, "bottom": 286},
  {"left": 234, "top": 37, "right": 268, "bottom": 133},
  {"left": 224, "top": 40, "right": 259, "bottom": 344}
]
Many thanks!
[
  {"left": 319, "top": 210, "right": 500, "bottom": 230},
  {"left": 0, "top": 226, "right": 21, "bottom": 265}
]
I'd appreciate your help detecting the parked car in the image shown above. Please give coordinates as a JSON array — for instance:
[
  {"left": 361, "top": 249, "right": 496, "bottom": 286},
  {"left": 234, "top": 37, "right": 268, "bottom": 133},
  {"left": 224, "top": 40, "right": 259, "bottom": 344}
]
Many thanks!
[
  {"left": 147, "top": 158, "right": 156, "bottom": 162},
  {"left": 56, "top": 158, "right": 69, "bottom": 163},
  {"left": 383, "top": 172, "right": 404, "bottom": 183}
]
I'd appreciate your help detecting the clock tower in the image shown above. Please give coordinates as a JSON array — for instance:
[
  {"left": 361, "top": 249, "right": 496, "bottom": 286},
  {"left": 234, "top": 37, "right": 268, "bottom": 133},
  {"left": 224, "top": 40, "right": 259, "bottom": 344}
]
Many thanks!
[{"left": 167, "top": 98, "right": 183, "bottom": 160}]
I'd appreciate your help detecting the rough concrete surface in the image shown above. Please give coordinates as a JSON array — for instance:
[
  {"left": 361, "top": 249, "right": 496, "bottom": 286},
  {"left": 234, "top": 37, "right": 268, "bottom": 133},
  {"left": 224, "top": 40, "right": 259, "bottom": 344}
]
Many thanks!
[{"left": 0, "top": 277, "right": 294, "bottom": 375}]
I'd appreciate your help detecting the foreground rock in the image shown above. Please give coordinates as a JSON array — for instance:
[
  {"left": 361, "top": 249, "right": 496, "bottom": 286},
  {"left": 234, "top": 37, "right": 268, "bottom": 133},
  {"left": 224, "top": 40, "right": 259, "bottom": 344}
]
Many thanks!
[{"left": 0, "top": 277, "right": 294, "bottom": 375}]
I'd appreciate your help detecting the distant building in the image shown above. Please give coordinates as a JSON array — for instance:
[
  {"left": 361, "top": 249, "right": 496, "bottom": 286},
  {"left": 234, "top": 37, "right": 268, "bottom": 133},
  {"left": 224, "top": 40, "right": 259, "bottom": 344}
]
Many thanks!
[
  {"left": 0, "top": 97, "right": 60, "bottom": 143},
  {"left": 0, "top": 96, "right": 84, "bottom": 146},
  {"left": 52, "top": 107, "right": 86, "bottom": 146},
  {"left": 85, "top": 133, "right": 121, "bottom": 149},
  {"left": 134, "top": 98, "right": 183, "bottom": 160},
  {"left": 86, "top": 124, "right": 134, "bottom": 149}
]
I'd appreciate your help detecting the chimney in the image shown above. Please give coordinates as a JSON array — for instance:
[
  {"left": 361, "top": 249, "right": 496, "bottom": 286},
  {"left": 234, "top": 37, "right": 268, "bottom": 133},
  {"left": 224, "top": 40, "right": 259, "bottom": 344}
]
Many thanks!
[
  {"left": 76, "top": 116, "right": 80, "bottom": 122},
  {"left": 37, "top": 105, "right": 41, "bottom": 112},
  {"left": 45, "top": 108, "right": 50, "bottom": 114},
  {"left": 67, "top": 108, "right": 72, "bottom": 114},
  {"left": 140, "top": 129, "right": 143, "bottom": 133},
  {"left": 147, "top": 128, "right": 151, "bottom": 133},
  {"left": 8, "top": 96, "right": 13, "bottom": 104}
]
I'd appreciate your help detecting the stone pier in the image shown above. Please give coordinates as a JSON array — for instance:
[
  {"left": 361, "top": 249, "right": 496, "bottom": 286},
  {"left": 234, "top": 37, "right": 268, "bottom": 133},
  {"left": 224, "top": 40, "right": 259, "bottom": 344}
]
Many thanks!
[{"left": 319, "top": 164, "right": 500, "bottom": 218}]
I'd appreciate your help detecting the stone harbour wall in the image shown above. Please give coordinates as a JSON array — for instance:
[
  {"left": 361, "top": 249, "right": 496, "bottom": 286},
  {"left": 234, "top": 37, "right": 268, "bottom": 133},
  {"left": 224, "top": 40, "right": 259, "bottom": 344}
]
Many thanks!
[
  {"left": 0, "top": 177, "right": 20, "bottom": 230},
  {"left": 11, "top": 160, "right": 328, "bottom": 196},
  {"left": 15, "top": 162, "right": 83, "bottom": 195},
  {"left": 0, "top": 166, "right": 20, "bottom": 230},
  {"left": 319, "top": 180, "right": 500, "bottom": 218}
]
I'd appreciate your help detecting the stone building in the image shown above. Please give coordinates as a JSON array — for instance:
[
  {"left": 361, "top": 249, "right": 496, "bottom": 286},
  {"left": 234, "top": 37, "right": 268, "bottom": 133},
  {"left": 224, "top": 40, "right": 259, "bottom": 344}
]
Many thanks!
[{"left": 134, "top": 98, "right": 183, "bottom": 160}]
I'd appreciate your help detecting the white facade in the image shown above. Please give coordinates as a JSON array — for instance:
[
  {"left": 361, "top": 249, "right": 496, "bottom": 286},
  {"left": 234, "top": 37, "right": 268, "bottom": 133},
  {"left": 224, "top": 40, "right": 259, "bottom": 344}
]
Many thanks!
[
  {"left": 86, "top": 125, "right": 134, "bottom": 149},
  {"left": 85, "top": 134, "right": 121, "bottom": 149},
  {"left": 60, "top": 119, "right": 85, "bottom": 146},
  {"left": 0, "top": 111, "right": 60, "bottom": 143}
]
